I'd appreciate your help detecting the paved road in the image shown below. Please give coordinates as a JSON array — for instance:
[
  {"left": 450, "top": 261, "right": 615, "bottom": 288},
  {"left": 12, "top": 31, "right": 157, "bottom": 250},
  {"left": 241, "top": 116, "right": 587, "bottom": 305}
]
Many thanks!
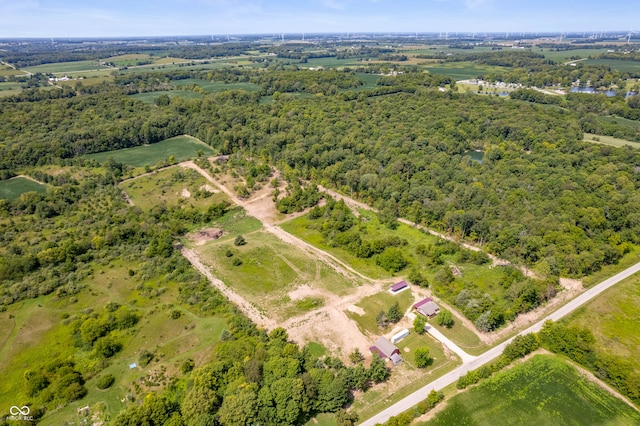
[{"left": 361, "top": 261, "right": 640, "bottom": 425}]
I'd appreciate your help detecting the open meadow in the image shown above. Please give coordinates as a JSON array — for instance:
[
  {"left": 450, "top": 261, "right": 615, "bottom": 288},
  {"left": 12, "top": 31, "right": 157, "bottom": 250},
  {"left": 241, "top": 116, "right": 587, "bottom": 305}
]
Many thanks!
[
  {"left": 565, "top": 272, "right": 640, "bottom": 374},
  {"left": 172, "top": 78, "right": 261, "bottom": 92},
  {"left": 192, "top": 209, "right": 358, "bottom": 321},
  {"left": 421, "top": 354, "right": 640, "bottom": 425},
  {"left": 0, "top": 260, "right": 228, "bottom": 424},
  {"left": 583, "top": 133, "right": 640, "bottom": 149},
  {"left": 120, "top": 166, "right": 229, "bottom": 211},
  {"left": 0, "top": 176, "right": 47, "bottom": 199},
  {"left": 86, "top": 135, "right": 216, "bottom": 167}
]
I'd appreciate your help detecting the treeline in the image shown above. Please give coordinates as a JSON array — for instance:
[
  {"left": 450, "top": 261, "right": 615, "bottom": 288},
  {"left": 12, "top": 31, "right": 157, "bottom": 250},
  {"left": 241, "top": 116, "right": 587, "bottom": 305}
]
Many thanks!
[
  {"left": 252, "top": 69, "right": 363, "bottom": 95},
  {"left": 114, "top": 327, "right": 388, "bottom": 425}
]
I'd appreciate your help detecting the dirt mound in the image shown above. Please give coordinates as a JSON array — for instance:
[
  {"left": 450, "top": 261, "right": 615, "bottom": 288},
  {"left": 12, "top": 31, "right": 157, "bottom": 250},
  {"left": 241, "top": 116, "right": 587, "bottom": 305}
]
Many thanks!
[{"left": 191, "top": 228, "right": 223, "bottom": 245}]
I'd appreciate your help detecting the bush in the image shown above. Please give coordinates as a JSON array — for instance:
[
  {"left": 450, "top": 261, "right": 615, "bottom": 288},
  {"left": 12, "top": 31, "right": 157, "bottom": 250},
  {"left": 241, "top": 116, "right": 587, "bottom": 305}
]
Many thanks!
[
  {"left": 234, "top": 235, "right": 246, "bottom": 246},
  {"left": 96, "top": 374, "right": 115, "bottom": 389},
  {"left": 139, "top": 350, "right": 154, "bottom": 367},
  {"left": 376, "top": 247, "right": 408, "bottom": 273},
  {"left": 180, "top": 358, "right": 195, "bottom": 374},
  {"left": 232, "top": 257, "right": 243, "bottom": 266}
]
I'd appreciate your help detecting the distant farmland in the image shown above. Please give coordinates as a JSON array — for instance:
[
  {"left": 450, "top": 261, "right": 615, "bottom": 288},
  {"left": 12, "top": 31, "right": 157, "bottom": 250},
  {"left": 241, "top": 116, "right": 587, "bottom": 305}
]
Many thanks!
[
  {"left": 23, "top": 60, "right": 113, "bottom": 74},
  {"left": 0, "top": 177, "right": 46, "bottom": 199},
  {"left": 172, "top": 79, "right": 261, "bottom": 92},
  {"left": 86, "top": 135, "right": 216, "bottom": 167}
]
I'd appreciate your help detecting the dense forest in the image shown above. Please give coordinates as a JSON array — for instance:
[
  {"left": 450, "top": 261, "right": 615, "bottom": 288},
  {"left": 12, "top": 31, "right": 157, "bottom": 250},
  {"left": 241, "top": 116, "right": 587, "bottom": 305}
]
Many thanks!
[{"left": 2, "top": 67, "right": 640, "bottom": 277}]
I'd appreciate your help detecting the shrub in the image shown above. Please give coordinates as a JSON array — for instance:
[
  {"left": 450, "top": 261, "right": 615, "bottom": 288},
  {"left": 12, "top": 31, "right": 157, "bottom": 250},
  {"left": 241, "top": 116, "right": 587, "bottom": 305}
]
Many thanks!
[
  {"left": 234, "top": 235, "right": 246, "bottom": 246},
  {"left": 438, "top": 309, "right": 454, "bottom": 328},
  {"left": 139, "top": 350, "right": 154, "bottom": 367},
  {"left": 232, "top": 257, "right": 243, "bottom": 266},
  {"left": 96, "top": 374, "right": 115, "bottom": 389},
  {"left": 180, "top": 358, "right": 195, "bottom": 374},
  {"left": 414, "top": 347, "right": 432, "bottom": 368}
]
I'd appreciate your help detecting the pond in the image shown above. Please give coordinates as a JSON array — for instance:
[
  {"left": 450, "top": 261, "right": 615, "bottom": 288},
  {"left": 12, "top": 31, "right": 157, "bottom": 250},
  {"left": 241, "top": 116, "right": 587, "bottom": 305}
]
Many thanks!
[
  {"left": 463, "top": 150, "right": 484, "bottom": 164},
  {"left": 570, "top": 87, "right": 617, "bottom": 97}
]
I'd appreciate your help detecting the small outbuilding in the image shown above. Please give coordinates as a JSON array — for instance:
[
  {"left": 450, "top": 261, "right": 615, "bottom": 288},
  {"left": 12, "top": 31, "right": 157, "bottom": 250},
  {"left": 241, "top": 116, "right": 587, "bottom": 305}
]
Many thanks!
[
  {"left": 389, "top": 281, "right": 409, "bottom": 294},
  {"left": 369, "top": 336, "right": 403, "bottom": 365},
  {"left": 413, "top": 297, "right": 440, "bottom": 318},
  {"left": 391, "top": 328, "right": 410, "bottom": 344}
]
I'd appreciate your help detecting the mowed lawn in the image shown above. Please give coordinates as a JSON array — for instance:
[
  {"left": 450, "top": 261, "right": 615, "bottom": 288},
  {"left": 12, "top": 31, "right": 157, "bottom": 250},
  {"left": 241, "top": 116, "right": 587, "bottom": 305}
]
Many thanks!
[
  {"left": 422, "top": 354, "right": 640, "bottom": 425},
  {"left": 0, "top": 176, "right": 47, "bottom": 199},
  {"left": 86, "top": 135, "right": 216, "bottom": 167}
]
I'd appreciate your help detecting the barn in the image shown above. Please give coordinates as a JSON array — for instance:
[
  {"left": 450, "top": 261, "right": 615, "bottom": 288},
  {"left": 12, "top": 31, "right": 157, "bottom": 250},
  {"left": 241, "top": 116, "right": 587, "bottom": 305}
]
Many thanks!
[
  {"left": 370, "top": 336, "right": 403, "bottom": 365},
  {"left": 413, "top": 297, "right": 440, "bottom": 318}
]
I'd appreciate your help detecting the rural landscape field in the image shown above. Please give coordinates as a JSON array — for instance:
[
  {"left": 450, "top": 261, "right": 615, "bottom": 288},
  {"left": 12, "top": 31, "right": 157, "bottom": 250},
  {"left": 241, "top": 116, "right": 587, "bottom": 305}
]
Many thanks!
[{"left": 1, "top": 1, "right": 640, "bottom": 424}]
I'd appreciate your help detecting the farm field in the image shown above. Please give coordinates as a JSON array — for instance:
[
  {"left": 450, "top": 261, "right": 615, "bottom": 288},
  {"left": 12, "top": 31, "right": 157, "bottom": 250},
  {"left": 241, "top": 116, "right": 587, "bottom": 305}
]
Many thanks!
[
  {"left": 565, "top": 272, "right": 640, "bottom": 374},
  {"left": 534, "top": 47, "right": 611, "bottom": 62},
  {"left": 422, "top": 62, "right": 505, "bottom": 80},
  {"left": 0, "top": 81, "right": 23, "bottom": 96},
  {"left": 583, "top": 58, "right": 640, "bottom": 73},
  {"left": 193, "top": 210, "right": 358, "bottom": 321},
  {"left": 23, "top": 60, "right": 113, "bottom": 74},
  {"left": 86, "top": 135, "right": 216, "bottom": 167},
  {"left": 129, "top": 90, "right": 204, "bottom": 103},
  {"left": 172, "top": 78, "right": 261, "bottom": 92},
  {"left": 120, "top": 166, "right": 229, "bottom": 212},
  {"left": 422, "top": 354, "right": 640, "bottom": 425},
  {"left": 583, "top": 132, "right": 640, "bottom": 149},
  {"left": 0, "top": 261, "right": 228, "bottom": 424},
  {"left": 0, "top": 176, "right": 46, "bottom": 199}
]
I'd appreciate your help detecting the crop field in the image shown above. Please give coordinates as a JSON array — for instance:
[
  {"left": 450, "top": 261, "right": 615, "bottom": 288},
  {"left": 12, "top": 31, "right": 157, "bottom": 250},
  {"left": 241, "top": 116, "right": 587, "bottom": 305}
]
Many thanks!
[
  {"left": 85, "top": 135, "right": 216, "bottom": 167},
  {"left": 534, "top": 47, "right": 611, "bottom": 62},
  {"left": 423, "top": 62, "right": 505, "bottom": 80},
  {"left": 565, "top": 272, "right": 640, "bottom": 373},
  {"left": 0, "top": 260, "right": 228, "bottom": 424},
  {"left": 0, "top": 176, "right": 47, "bottom": 199},
  {"left": 129, "top": 90, "right": 204, "bottom": 103},
  {"left": 583, "top": 133, "right": 640, "bottom": 149},
  {"left": 583, "top": 58, "right": 640, "bottom": 74},
  {"left": 422, "top": 354, "right": 640, "bottom": 425},
  {"left": 172, "top": 78, "right": 261, "bottom": 92},
  {"left": 23, "top": 60, "right": 113, "bottom": 74},
  {"left": 104, "top": 53, "right": 153, "bottom": 67},
  {"left": 121, "top": 167, "right": 229, "bottom": 212}
]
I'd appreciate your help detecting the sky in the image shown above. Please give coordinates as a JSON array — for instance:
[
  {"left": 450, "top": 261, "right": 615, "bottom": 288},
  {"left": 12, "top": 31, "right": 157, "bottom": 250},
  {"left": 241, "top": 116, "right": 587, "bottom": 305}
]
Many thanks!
[{"left": 0, "top": 0, "right": 636, "bottom": 38}]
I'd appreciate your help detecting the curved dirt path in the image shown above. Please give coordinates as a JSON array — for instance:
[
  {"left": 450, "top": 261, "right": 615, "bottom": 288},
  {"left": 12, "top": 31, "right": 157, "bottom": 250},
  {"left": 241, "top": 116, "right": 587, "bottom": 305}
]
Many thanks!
[{"left": 180, "top": 246, "right": 276, "bottom": 329}]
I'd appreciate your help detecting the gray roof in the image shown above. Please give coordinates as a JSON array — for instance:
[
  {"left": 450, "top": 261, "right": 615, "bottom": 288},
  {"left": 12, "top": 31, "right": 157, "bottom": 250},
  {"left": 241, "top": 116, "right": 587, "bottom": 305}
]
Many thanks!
[
  {"left": 374, "top": 336, "right": 399, "bottom": 358},
  {"left": 417, "top": 301, "right": 440, "bottom": 317}
]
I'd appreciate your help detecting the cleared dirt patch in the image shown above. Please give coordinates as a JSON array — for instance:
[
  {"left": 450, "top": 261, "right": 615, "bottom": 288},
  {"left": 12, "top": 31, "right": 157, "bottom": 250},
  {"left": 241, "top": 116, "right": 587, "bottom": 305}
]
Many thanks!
[{"left": 189, "top": 228, "right": 224, "bottom": 246}]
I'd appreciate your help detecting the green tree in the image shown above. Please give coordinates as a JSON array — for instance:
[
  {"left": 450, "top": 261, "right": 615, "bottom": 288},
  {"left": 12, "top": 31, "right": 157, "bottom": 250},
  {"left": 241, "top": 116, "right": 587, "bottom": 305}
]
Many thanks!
[
  {"left": 349, "top": 348, "right": 364, "bottom": 365},
  {"left": 376, "top": 247, "right": 408, "bottom": 273},
  {"left": 387, "top": 301, "right": 403, "bottom": 323},
  {"left": 218, "top": 388, "right": 258, "bottom": 426},
  {"left": 368, "top": 355, "right": 390, "bottom": 383},
  {"left": 414, "top": 347, "right": 432, "bottom": 368},
  {"left": 438, "top": 309, "right": 454, "bottom": 328},
  {"left": 413, "top": 315, "right": 427, "bottom": 334}
]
